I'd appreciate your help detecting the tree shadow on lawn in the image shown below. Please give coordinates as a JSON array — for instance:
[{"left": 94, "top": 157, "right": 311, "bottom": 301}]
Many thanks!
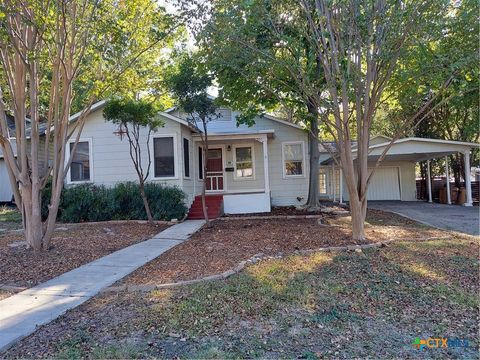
[
  {"left": 142, "top": 238, "right": 479, "bottom": 359},
  {"left": 4, "top": 238, "right": 478, "bottom": 359}
]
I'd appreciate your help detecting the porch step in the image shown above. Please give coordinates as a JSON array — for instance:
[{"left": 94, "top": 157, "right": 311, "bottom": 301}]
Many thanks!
[{"left": 187, "top": 195, "right": 224, "bottom": 220}]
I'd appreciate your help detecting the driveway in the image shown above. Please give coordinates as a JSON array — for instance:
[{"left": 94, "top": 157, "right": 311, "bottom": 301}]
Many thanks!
[{"left": 368, "top": 201, "right": 479, "bottom": 236}]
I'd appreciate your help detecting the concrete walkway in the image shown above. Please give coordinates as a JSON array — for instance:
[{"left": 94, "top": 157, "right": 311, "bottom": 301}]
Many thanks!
[
  {"left": 368, "top": 201, "right": 479, "bottom": 236},
  {"left": 0, "top": 220, "right": 205, "bottom": 352}
]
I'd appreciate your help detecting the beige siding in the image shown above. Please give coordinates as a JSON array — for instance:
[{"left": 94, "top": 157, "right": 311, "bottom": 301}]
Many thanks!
[
  {"left": 224, "top": 141, "right": 265, "bottom": 192},
  {"left": 67, "top": 108, "right": 195, "bottom": 199},
  {"left": 67, "top": 107, "right": 310, "bottom": 208},
  {"left": 250, "top": 116, "right": 309, "bottom": 206}
]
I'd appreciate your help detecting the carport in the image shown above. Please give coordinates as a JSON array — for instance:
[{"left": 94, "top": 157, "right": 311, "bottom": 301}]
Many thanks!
[{"left": 319, "top": 136, "right": 480, "bottom": 206}]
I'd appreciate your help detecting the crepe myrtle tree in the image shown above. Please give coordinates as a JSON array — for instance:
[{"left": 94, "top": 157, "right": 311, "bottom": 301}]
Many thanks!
[
  {"left": 296, "top": 0, "right": 454, "bottom": 241},
  {"left": 0, "top": 0, "right": 180, "bottom": 250},
  {"left": 164, "top": 55, "right": 218, "bottom": 224},
  {"left": 103, "top": 98, "right": 163, "bottom": 224}
]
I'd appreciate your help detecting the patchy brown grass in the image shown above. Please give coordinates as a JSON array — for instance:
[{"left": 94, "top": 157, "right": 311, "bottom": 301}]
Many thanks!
[
  {"left": 0, "top": 222, "right": 166, "bottom": 290},
  {"left": 4, "top": 236, "right": 478, "bottom": 359}
]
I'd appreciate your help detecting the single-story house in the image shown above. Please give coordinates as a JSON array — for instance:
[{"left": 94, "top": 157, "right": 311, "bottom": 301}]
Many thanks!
[
  {"left": 64, "top": 101, "right": 310, "bottom": 216},
  {"left": 2, "top": 102, "right": 478, "bottom": 215}
]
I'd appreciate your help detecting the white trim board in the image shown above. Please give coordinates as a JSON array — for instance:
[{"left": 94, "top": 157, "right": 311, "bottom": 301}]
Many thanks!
[
  {"left": 232, "top": 143, "right": 256, "bottom": 181},
  {"left": 149, "top": 133, "right": 179, "bottom": 181},
  {"left": 281, "top": 141, "right": 306, "bottom": 179},
  {"left": 66, "top": 137, "right": 94, "bottom": 185}
]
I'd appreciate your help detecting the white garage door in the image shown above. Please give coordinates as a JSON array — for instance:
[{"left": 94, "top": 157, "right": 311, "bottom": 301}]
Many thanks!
[
  {"left": 367, "top": 167, "right": 400, "bottom": 200},
  {"left": 0, "top": 160, "right": 14, "bottom": 202}
]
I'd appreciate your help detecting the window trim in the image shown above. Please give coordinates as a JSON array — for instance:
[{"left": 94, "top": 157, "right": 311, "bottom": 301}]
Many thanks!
[
  {"left": 150, "top": 134, "right": 178, "bottom": 180},
  {"left": 66, "top": 138, "right": 94, "bottom": 184},
  {"left": 232, "top": 143, "right": 255, "bottom": 181},
  {"left": 197, "top": 145, "right": 204, "bottom": 180},
  {"left": 183, "top": 137, "right": 191, "bottom": 179},
  {"left": 281, "top": 141, "right": 306, "bottom": 179},
  {"left": 319, "top": 168, "right": 327, "bottom": 194}
]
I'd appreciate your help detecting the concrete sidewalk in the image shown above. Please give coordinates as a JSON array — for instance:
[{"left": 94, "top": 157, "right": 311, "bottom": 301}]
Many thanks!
[{"left": 0, "top": 220, "right": 205, "bottom": 352}]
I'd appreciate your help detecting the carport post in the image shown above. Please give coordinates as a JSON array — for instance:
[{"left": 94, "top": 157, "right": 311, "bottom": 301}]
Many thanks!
[
  {"left": 426, "top": 160, "right": 432, "bottom": 203},
  {"left": 445, "top": 156, "right": 451, "bottom": 205},
  {"left": 463, "top": 151, "right": 473, "bottom": 206}
]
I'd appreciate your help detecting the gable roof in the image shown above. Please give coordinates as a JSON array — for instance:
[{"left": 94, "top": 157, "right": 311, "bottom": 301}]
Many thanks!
[
  {"left": 68, "top": 100, "right": 198, "bottom": 132},
  {"left": 165, "top": 104, "right": 304, "bottom": 131}
]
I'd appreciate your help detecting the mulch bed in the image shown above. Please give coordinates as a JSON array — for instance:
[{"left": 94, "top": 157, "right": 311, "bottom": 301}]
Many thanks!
[
  {"left": 122, "top": 210, "right": 445, "bottom": 287},
  {"left": 223, "top": 204, "right": 345, "bottom": 217},
  {"left": 0, "top": 222, "right": 167, "bottom": 290}
]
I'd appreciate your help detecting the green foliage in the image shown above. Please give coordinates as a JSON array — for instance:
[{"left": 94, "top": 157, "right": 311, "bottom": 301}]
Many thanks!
[
  {"left": 0, "top": 0, "right": 182, "bottom": 115},
  {"left": 377, "top": 0, "right": 478, "bottom": 141},
  {"left": 198, "top": 0, "right": 322, "bottom": 127},
  {"left": 103, "top": 98, "right": 163, "bottom": 129},
  {"left": 60, "top": 184, "right": 113, "bottom": 223},
  {"left": 41, "top": 182, "right": 187, "bottom": 222},
  {"left": 164, "top": 54, "right": 218, "bottom": 124}
]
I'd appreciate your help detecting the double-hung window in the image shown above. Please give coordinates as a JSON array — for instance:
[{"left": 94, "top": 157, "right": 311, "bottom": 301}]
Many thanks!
[
  {"left": 153, "top": 136, "right": 176, "bottom": 178},
  {"left": 68, "top": 140, "right": 92, "bottom": 183},
  {"left": 282, "top": 142, "right": 304, "bottom": 177},
  {"left": 234, "top": 145, "right": 254, "bottom": 179}
]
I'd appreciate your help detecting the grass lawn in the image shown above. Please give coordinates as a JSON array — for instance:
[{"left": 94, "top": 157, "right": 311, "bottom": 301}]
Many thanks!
[
  {"left": 4, "top": 223, "right": 478, "bottom": 358},
  {"left": 0, "top": 205, "right": 21, "bottom": 223}
]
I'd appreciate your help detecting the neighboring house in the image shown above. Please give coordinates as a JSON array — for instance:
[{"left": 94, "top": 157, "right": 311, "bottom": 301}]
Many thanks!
[
  {"left": 318, "top": 135, "right": 479, "bottom": 206},
  {"left": 65, "top": 101, "right": 310, "bottom": 215},
  {"left": 0, "top": 115, "right": 49, "bottom": 202}
]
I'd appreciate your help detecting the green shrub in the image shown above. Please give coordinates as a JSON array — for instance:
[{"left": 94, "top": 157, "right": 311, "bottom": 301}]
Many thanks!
[
  {"left": 59, "top": 184, "right": 114, "bottom": 222},
  {"left": 110, "top": 182, "right": 145, "bottom": 220},
  {"left": 145, "top": 182, "right": 188, "bottom": 221},
  {"left": 41, "top": 181, "right": 187, "bottom": 223}
]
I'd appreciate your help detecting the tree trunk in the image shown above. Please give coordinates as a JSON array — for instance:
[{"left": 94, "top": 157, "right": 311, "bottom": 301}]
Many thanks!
[
  {"left": 305, "top": 109, "right": 320, "bottom": 209},
  {"left": 338, "top": 138, "right": 368, "bottom": 242},
  {"left": 139, "top": 180, "right": 153, "bottom": 224},
  {"left": 349, "top": 196, "right": 367, "bottom": 242},
  {"left": 21, "top": 186, "right": 44, "bottom": 251},
  {"left": 305, "top": 119, "right": 320, "bottom": 210}
]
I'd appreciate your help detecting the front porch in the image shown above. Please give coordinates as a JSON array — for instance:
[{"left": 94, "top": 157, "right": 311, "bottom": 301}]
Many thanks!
[{"left": 191, "top": 130, "right": 274, "bottom": 215}]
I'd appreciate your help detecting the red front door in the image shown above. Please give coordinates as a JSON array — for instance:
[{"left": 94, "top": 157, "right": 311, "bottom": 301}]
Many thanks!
[{"left": 206, "top": 148, "right": 224, "bottom": 191}]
